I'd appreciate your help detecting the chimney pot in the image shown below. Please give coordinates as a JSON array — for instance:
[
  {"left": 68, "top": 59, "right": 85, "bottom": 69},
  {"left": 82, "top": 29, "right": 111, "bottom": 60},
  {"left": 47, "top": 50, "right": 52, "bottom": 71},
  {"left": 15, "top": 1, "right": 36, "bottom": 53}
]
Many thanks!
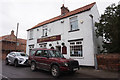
[
  {"left": 61, "top": 4, "right": 69, "bottom": 15},
  {"left": 11, "top": 30, "right": 14, "bottom": 35}
]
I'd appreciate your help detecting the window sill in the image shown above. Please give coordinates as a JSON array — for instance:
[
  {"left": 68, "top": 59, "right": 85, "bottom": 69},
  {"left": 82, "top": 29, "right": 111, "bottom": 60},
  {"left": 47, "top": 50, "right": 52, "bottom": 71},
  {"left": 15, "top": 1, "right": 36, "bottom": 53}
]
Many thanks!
[
  {"left": 42, "top": 36, "right": 47, "bottom": 38},
  {"left": 70, "top": 57, "right": 84, "bottom": 59},
  {"left": 29, "top": 38, "right": 33, "bottom": 40},
  {"left": 68, "top": 29, "right": 79, "bottom": 32}
]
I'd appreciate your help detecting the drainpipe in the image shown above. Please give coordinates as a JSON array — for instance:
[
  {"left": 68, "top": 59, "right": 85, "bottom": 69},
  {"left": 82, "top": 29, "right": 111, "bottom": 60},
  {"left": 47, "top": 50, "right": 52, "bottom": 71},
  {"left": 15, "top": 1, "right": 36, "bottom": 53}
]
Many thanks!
[{"left": 89, "top": 14, "right": 98, "bottom": 70}]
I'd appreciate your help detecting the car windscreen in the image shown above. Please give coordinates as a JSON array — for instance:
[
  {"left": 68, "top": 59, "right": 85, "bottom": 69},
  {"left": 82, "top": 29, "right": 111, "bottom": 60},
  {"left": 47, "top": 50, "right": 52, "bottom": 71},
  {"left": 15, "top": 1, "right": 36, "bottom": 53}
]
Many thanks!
[{"left": 49, "top": 50, "right": 64, "bottom": 58}]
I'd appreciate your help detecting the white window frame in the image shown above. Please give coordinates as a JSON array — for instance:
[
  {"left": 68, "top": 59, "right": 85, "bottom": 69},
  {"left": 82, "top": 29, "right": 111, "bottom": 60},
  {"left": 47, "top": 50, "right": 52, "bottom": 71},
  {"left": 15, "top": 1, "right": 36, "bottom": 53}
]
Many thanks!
[
  {"left": 42, "top": 25, "right": 48, "bottom": 37},
  {"left": 29, "top": 30, "right": 33, "bottom": 39},
  {"left": 29, "top": 44, "right": 34, "bottom": 54},
  {"left": 70, "top": 41, "right": 83, "bottom": 58},
  {"left": 70, "top": 16, "right": 78, "bottom": 31}
]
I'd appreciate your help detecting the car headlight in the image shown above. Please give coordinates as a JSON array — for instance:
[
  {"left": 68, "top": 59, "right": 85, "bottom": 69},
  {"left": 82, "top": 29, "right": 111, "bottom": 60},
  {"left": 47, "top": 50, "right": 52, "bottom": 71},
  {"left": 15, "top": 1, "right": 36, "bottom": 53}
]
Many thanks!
[
  {"left": 19, "top": 58, "right": 24, "bottom": 61},
  {"left": 63, "top": 62, "right": 68, "bottom": 66}
]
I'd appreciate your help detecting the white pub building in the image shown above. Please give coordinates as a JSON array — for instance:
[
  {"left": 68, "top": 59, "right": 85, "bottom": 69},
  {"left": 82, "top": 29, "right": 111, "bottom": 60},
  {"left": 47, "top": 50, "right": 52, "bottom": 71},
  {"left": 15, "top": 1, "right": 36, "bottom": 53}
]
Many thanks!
[{"left": 26, "top": 2, "right": 102, "bottom": 66}]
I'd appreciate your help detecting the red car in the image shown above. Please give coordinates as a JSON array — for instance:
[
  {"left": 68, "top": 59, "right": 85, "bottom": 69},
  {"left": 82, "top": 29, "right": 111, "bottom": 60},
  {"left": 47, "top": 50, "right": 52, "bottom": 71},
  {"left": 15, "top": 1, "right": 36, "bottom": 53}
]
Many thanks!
[{"left": 28, "top": 48, "right": 79, "bottom": 77}]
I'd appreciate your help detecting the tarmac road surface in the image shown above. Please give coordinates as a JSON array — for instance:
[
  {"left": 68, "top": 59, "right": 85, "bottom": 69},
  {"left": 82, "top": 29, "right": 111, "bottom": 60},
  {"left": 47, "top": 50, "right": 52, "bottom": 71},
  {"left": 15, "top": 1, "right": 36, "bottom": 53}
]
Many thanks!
[
  {"left": 1, "top": 61, "right": 97, "bottom": 79},
  {"left": 1, "top": 60, "right": 119, "bottom": 80}
]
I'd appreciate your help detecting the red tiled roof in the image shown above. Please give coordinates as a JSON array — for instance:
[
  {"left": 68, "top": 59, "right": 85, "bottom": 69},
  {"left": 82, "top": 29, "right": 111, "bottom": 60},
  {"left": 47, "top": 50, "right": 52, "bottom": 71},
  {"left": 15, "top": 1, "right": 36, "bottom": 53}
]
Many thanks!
[
  {"left": 27, "top": 2, "right": 96, "bottom": 31},
  {"left": 0, "top": 35, "right": 9, "bottom": 41}
]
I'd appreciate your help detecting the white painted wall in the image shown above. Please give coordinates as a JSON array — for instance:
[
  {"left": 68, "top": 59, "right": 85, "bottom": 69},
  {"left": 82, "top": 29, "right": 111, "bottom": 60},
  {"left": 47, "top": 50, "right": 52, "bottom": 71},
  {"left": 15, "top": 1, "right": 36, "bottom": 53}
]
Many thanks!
[{"left": 26, "top": 4, "right": 101, "bottom": 66}]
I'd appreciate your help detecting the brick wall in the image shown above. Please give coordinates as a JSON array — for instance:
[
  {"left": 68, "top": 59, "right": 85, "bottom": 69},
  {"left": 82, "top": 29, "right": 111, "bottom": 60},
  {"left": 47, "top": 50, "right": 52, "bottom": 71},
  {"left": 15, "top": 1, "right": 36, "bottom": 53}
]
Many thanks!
[
  {"left": 97, "top": 54, "right": 120, "bottom": 71},
  {"left": 2, "top": 52, "right": 7, "bottom": 60},
  {"left": 2, "top": 41, "right": 16, "bottom": 50},
  {"left": 0, "top": 30, "right": 26, "bottom": 60},
  {"left": 1, "top": 41, "right": 26, "bottom": 59}
]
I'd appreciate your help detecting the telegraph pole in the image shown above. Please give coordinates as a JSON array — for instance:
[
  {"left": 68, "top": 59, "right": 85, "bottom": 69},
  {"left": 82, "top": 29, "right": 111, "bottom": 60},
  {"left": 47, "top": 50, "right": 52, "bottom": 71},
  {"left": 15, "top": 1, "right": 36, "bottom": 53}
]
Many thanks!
[{"left": 15, "top": 23, "right": 19, "bottom": 51}]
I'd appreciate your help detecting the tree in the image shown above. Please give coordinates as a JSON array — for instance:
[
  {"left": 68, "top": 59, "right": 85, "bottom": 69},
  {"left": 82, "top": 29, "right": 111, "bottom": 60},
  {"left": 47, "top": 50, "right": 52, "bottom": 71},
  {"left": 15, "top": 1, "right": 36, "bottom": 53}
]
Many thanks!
[{"left": 95, "top": 3, "right": 120, "bottom": 53}]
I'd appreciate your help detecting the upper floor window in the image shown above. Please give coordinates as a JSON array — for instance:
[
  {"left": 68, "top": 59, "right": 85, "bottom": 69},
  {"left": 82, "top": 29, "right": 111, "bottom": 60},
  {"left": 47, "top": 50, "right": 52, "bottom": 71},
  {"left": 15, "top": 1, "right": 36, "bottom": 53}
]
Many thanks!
[
  {"left": 43, "top": 28, "right": 47, "bottom": 36},
  {"left": 42, "top": 27, "right": 47, "bottom": 37},
  {"left": 69, "top": 16, "right": 78, "bottom": 31},
  {"left": 29, "top": 30, "right": 33, "bottom": 40}
]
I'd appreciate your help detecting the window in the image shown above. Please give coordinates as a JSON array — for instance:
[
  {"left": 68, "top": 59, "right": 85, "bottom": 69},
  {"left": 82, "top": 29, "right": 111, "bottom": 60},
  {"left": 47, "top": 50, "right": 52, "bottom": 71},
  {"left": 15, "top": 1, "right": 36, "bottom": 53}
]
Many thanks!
[
  {"left": 29, "top": 44, "right": 34, "bottom": 54},
  {"left": 42, "top": 28, "right": 47, "bottom": 37},
  {"left": 30, "top": 50, "right": 36, "bottom": 56},
  {"left": 43, "top": 50, "right": 48, "bottom": 57},
  {"left": 10, "top": 52, "right": 15, "bottom": 56},
  {"left": 29, "top": 45, "right": 34, "bottom": 49},
  {"left": 70, "top": 41, "right": 83, "bottom": 57},
  {"left": 9, "top": 52, "right": 13, "bottom": 55},
  {"left": 35, "top": 50, "right": 42, "bottom": 56},
  {"left": 70, "top": 16, "right": 78, "bottom": 31},
  {"left": 35, "top": 50, "right": 48, "bottom": 57},
  {"left": 29, "top": 30, "right": 33, "bottom": 40},
  {"left": 39, "top": 43, "right": 47, "bottom": 48}
]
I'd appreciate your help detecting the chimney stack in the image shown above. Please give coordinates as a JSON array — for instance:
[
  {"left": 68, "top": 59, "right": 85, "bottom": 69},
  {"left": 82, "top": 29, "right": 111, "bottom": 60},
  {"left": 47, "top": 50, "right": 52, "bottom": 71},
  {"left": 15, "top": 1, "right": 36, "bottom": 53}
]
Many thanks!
[
  {"left": 11, "top": 30, "right": 14, "bottom": 36},
  {"left": 61, "top": 4, "right": 69, "bottom": 15}
]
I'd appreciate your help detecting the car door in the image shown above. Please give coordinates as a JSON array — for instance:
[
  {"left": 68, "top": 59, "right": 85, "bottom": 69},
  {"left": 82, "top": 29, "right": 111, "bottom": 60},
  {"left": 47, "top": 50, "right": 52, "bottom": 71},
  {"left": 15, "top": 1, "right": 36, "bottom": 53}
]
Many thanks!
[
  {"left": 34, "top": 50, "right": 44, "bottom": 69},
  {"left": 10, "top": 53, "right": 16, "bottom": 63},
  {"left": 8, "top": 52, "right": 15, "bottom": 63},
  {"left": 7, "top": 52, "right": 12, "bottom": 62},
  {"left": 41, "top": 50, "right": 51, "bottom": 70}
]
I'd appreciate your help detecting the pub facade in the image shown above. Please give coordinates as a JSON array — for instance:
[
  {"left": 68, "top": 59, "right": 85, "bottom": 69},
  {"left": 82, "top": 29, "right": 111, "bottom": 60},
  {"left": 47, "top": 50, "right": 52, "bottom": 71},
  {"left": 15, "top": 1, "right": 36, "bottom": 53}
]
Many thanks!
[{"left": 26, "top": 2, "right": 102, "bottom": 66}]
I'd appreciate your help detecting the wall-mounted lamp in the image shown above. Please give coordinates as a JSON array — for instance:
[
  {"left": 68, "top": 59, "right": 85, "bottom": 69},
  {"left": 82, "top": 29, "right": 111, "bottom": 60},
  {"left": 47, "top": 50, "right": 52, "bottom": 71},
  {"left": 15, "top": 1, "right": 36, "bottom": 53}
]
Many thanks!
[
  {"left": 61, "top": 20, "right": 64, "bottom": 23},
  {"left": 61, "top": 42, "right": 65, "bottom": 46},
  {"left": 89, "top": 14, "right": 93, "bottom": 18},
  {"left": 57, "top": 41, "right": 59, "bottom": 44},
  {"left": 49, "top": 44, "right": 52, "bottom": 46},
  {"left": 80, "top": 20, "right": 84, "bottom": 24}
]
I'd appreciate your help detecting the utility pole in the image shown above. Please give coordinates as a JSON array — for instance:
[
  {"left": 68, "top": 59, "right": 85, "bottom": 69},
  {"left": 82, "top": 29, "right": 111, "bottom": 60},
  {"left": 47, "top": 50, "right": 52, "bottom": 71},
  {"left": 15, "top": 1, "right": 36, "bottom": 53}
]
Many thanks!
[{"left": 15, "top": 23, "right": 19, "bottom": 51}]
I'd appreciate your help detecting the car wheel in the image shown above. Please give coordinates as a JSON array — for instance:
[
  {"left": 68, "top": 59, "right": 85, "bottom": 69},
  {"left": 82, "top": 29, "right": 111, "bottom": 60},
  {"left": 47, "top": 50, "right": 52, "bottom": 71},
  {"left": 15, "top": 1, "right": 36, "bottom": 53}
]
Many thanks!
[
  {"left": 14, "top": 60, "right": 19, "bottom": 67},
  {"left": 31, "top": 62, "right": 36, "bottom": 71},
  {"left": 5, "top": 59, "right": 9, "bottom": 65},
  {"left": 51, "top": 65, "right": 60, "bottom": 78}
]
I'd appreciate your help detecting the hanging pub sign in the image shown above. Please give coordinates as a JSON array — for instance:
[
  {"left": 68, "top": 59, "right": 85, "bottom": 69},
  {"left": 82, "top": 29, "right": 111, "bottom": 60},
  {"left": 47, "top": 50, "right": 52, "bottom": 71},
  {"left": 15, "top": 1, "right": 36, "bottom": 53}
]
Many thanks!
[{"left": 37, "top": 35, "right": 61, "bottom": 43}]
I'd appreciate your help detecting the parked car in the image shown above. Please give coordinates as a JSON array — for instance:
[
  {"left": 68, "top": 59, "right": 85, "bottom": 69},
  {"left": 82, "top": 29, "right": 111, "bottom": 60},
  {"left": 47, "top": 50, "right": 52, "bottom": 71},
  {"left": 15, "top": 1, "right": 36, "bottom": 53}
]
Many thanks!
[
  {"left": 29, "top": 48, "right": 79, "bottom": 78},
  {"left": 5, "top": 52, "right": 29, "bottom": 67}
]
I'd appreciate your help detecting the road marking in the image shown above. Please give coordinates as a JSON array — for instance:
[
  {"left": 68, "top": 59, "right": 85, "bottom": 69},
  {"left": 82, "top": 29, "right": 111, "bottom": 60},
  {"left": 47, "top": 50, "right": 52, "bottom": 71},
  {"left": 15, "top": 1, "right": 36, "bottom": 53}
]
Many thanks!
[{"left": 0, "top": 74, "right": 8, "bottom": 79}]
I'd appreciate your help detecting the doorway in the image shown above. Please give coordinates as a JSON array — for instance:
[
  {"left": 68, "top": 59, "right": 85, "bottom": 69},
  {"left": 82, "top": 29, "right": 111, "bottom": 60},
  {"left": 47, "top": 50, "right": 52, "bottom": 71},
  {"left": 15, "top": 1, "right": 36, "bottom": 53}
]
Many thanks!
[{"left": 56, "top": 46, "right": 61, "bottom": 52}]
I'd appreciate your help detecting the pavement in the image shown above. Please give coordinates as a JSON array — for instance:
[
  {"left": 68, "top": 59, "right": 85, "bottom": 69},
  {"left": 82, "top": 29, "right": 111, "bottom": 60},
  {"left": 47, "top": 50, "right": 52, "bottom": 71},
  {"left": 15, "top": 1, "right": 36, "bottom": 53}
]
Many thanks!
[{"left": 77, "top": 67, "right": 120, "bottom": 78}]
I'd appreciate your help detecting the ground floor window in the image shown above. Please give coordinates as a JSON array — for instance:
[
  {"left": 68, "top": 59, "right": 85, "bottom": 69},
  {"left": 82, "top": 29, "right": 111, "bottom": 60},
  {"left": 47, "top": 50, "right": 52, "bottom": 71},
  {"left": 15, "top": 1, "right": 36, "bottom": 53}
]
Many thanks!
[
  {"left": 29, "top": 44, "right": 34, "bottom": 54},
  {"left": 39, "top": 43, "right": 47, "bottom": 48},
  {"left": 70, "top": 40, "right": 83, "bottom": 57}
]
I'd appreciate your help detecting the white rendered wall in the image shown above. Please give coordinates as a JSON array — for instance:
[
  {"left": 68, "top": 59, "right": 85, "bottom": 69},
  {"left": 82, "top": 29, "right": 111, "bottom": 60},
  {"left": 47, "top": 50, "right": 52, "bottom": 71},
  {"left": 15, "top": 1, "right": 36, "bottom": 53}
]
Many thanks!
[{"left": 26, "top": 4, "right": 100, "bottom": 66}]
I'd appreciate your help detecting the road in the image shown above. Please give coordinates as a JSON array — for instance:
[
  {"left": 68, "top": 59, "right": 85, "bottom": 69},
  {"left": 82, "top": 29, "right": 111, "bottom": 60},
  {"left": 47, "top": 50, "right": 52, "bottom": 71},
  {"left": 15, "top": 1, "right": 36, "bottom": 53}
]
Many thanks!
[{"left": 1, "top": 60, "right": 108, "bottom": 80}]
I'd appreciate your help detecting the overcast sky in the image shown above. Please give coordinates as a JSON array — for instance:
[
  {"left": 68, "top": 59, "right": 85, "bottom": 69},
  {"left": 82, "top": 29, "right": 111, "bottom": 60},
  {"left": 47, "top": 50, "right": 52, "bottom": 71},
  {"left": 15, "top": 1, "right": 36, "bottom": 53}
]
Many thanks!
[{"left": 0, "top": 0, "right": 120, "bottom": 39}]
